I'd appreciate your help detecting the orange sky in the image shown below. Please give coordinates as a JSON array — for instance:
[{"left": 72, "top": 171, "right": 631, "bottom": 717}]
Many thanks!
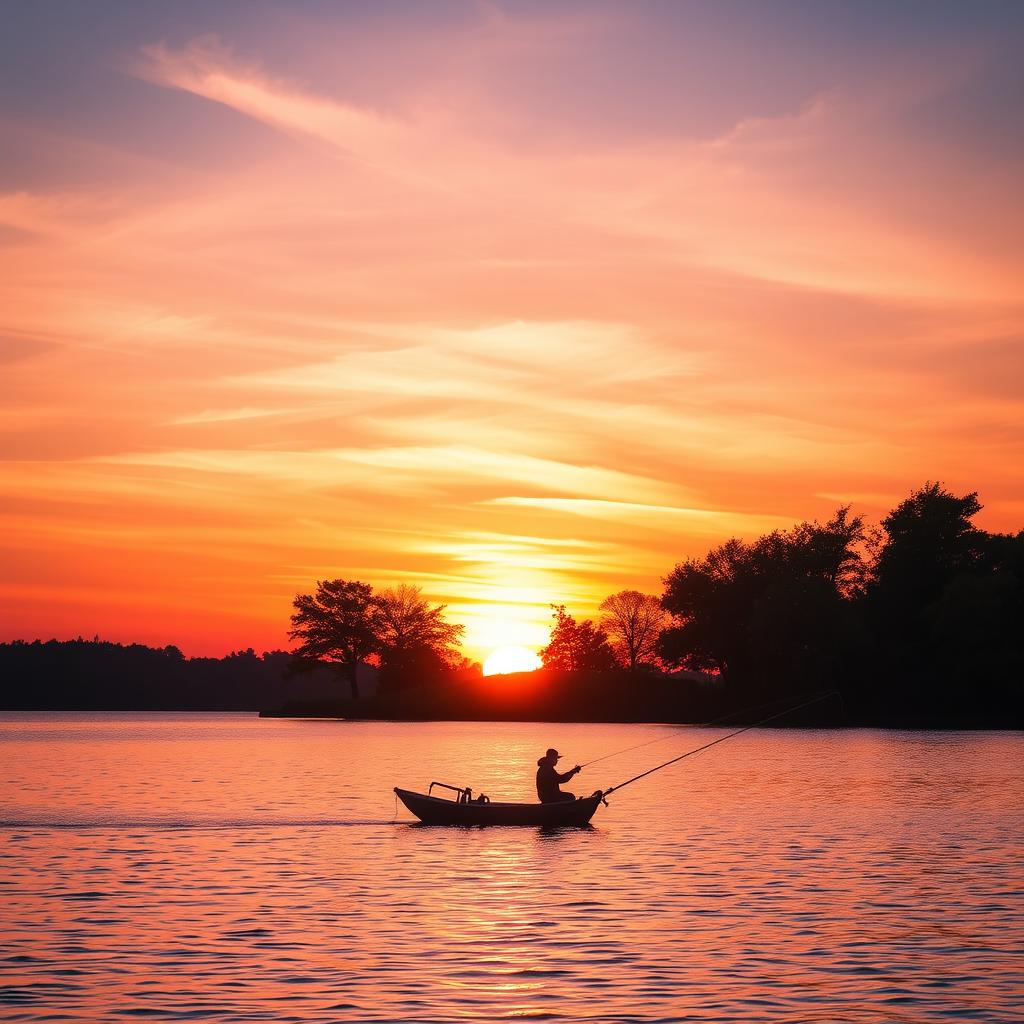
[{"left": 2, "top": 2, "right": 1022, "bottom": 660}]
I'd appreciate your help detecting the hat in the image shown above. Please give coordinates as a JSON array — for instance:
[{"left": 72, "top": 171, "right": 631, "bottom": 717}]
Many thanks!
[{"left": 545, "top": 748, "right": 560, "bottom": 760}]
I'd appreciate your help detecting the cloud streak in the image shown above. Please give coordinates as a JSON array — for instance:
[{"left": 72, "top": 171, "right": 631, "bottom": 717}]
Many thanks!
[{"left": 1, "top": 3, "right": 1022, "bottom": 657}]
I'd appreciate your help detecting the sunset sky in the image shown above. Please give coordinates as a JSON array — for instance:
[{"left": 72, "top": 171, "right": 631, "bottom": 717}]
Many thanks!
[{"left": 2, "top": 1, "right": 1022, "bottom": 661}]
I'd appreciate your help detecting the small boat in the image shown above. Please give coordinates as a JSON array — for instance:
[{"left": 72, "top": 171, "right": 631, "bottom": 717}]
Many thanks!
[
  {"left": 395, "top": 782, "right": 604, "bottom": 827},
  {"left": 394, "top": 696, "right": 834, "bottom": 829}
]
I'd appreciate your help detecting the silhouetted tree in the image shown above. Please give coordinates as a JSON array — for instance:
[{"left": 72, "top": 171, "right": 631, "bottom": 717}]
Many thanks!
[
  {"left": 865, "top": 483, "right": 1017, "bottom": 712},
  {"left": 926, "top": 530, "right": 1024, "bottom": 687},
  {"left": 600, "top": 590, "right": 666, "bottom": 670},
  {"left": 658, "top": 537, "right": 750, "bottom": 680},
  {"left": 870, "top": 482, "right": 983, "bottom": 620},
  {"left": 372, "top": 584, "right": 465, "bottom": 690},
  {"left": 289, "top": 579, "right": 377, "bottom": 699},
  {"left": 660, "top": 508, "right": 867, "bottom": 695},
  {"left": 539, "top": 604, "right": 617, "bottom": 672}
]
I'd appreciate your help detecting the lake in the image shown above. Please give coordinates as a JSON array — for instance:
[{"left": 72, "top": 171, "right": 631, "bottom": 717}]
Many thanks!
[{"left": 1, "top": 713, "right": 1022, "bottom": 1022}]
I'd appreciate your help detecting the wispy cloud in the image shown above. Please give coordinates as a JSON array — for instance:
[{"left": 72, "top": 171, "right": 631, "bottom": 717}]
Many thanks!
[
  {"left": 1, "top": 3, "right": 1022, "bottom": 656},
  {"left": 137, "top": 37, "right": 403, "bottom": 155}
]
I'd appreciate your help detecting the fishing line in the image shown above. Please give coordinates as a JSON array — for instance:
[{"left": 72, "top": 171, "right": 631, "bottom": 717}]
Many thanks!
[
  {"left": 600, "top": 690, "right": 839, "bottom": 799},
  {"left": 579, "top": 690, "right": 839, "bottom": 769}
]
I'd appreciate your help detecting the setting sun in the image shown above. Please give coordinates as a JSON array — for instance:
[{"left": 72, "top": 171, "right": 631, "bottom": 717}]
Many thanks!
[{"left": 482, "top": 646, "right": 542, "bottom": 677}]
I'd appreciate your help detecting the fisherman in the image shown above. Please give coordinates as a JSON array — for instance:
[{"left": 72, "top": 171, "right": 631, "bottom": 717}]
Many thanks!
[{"left": 536, "top": 748, "right": 581, "bottom": 803}]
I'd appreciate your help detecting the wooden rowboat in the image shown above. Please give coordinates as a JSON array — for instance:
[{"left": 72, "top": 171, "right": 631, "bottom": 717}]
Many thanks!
[{"left": 395, "top": 783, "right": 604, "bottom": 827}]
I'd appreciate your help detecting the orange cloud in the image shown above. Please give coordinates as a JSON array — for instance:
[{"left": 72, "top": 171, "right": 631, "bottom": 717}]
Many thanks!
[{"left": 1, "top": 9, "right": 1022, "bottom": 660}]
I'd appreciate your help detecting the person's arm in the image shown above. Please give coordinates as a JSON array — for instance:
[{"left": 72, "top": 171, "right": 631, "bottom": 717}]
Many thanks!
[{"left": 556, "top": 765, "right": 581, "bottom": 783}]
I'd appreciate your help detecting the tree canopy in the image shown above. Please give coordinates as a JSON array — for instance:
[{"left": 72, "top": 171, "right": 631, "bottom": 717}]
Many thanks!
[
  {"left": 372, "top": 584, "right": 465, "bottom": 689},
  {"left": 289, "top": 579, "right": 378, "bottom": 699},
  {"left": 866, "top": 483, "right": 1022, "bottom": 710},
  {"left": 289, "top": 579, "right": 465, "bottom": 697},
  {"left": 659, "top": 508, "right": 867, "bottom": 695},
  {"left": 539, "top": 604, "right": 617, "bottom": 672},
  {"left": 599, "top": 590, "right": 665, "bottom": 670}
]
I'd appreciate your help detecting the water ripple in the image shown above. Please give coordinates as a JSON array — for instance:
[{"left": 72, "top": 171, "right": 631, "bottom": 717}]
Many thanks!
[{"left": 0, "top": 715, "right": 1022, "bottom": 1022}]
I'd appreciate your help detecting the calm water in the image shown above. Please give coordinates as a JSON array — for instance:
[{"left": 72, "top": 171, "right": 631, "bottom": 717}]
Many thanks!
[{"left": 1, "top": 714, "right": 1022, "bottom": 1023}]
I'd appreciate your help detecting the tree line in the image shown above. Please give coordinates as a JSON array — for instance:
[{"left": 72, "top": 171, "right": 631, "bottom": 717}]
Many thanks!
[
  {"left": 4, "top": 481, "right": 1018, "bottom": 724},
  {"left": 0, "top": 640, "right": 341, "bottom": 711},
  {"left": 658, "top": 483, "right": 1022, "bottom": 721},
  {"left": 292, "top": 482, "right": 1022, "bottom": 724}
]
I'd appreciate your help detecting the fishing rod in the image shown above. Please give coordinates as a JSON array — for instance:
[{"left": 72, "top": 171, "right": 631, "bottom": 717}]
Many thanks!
[
  {"left": 578, "top": 690, "right": 838, "bottom": 770},
  {"left": 599, "top": 690, "right": 839, "bottom": 800}
]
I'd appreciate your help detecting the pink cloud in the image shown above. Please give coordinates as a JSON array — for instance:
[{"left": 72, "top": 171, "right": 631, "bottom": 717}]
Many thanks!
[{"left": 0, "top": 11, "right": 1021, "bottom": 657}]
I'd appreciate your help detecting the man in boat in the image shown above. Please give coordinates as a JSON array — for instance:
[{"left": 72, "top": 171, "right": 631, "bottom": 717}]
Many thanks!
[{"left": 536, "top": 748, "right": 581, "bottom": 803}]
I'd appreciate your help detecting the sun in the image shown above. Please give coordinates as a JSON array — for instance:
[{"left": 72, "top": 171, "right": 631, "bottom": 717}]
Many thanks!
[{"left": 483, "top": 646, "right": 542, "bottom": 677}]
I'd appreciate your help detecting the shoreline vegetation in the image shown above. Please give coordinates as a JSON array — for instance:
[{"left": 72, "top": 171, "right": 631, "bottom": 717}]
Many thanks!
[
  {"left": 2, "top": 483, "right": 1021, "bottom": 728},
  {"left": 0, "top": 636, "right": 1020, "bottom": 728},
  {"left": 0, "top": 638, "right": 1019, "bottom": 728},
  {"left": 263, "top": 668, "right": 1024, "bottom": 730}
]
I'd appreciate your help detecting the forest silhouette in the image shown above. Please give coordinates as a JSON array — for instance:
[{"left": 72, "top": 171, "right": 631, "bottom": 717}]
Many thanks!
[{"left": 2, "top": 483, "right": 1021, "bottom": 727}]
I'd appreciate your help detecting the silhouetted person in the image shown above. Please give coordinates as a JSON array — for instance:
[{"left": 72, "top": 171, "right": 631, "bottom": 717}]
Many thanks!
[{"left": 536, "top": 748, "right": 581, "bottom": 803}]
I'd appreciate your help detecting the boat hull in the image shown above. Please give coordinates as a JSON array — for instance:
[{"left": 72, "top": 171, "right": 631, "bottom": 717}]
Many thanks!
[{"left": 395, "top": 787, "right": 602, "bottom": 827}]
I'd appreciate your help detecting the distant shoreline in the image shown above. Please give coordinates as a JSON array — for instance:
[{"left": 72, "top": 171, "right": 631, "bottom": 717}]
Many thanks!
[
  {"left": 257, "top": 699, "right": 1023, "bottom": 731},
  {"left": 1, "top": 706, "right": 1019, "bottom": 730},
  {"left": 3, "top": 638, "right": 1021, "bottom": 730}
]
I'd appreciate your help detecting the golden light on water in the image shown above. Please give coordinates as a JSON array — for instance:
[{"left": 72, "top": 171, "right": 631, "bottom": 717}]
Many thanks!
[{"left": 482, "top": 647, "right": 543, "bottom": 677}]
